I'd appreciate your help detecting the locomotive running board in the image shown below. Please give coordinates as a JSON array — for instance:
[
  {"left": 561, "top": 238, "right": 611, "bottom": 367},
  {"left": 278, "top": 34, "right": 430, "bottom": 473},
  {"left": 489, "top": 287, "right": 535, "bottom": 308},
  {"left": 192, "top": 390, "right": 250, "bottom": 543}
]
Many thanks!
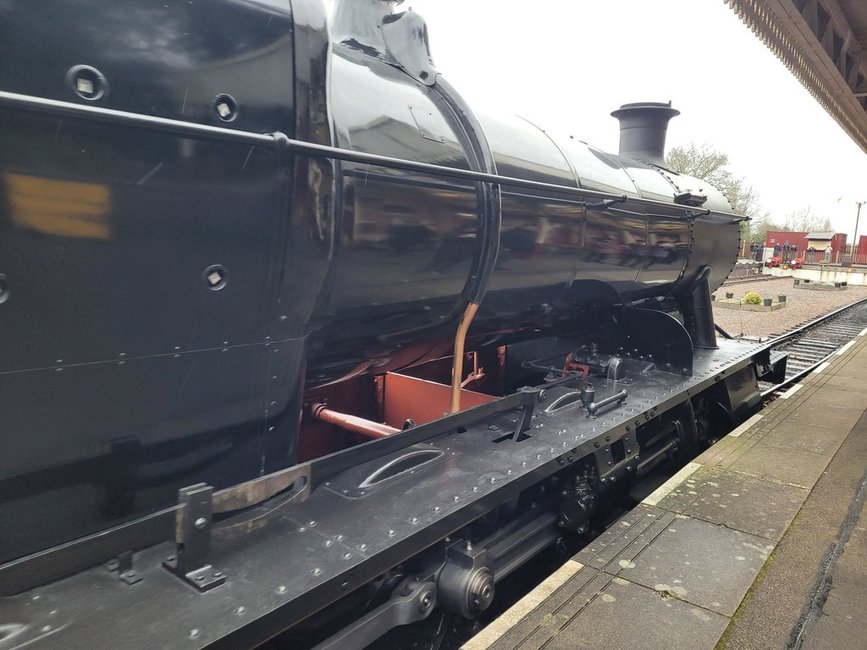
[{"left": 0, "top": 339, "right": 772, "bottom": 649}]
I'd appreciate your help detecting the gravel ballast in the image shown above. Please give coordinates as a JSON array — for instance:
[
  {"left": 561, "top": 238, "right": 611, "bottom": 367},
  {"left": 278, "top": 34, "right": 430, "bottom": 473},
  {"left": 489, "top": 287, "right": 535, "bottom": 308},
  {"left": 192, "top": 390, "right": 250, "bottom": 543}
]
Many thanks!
[{"left": 711, "top": 277, "right": 867, "bottom": 338}]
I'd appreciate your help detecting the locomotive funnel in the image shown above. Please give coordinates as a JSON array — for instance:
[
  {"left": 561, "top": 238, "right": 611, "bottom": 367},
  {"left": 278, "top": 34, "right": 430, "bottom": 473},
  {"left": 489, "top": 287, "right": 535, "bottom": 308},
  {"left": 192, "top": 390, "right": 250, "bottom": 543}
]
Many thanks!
[{"left": 611, "top": 101, "right": 680, "bottom": 166}]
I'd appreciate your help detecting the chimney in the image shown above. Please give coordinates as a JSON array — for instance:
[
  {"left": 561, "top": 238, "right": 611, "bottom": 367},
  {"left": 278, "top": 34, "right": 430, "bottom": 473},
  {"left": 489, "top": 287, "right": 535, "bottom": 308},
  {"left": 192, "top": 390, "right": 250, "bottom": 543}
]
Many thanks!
[{"left": 610, "top": 101, "right": 680, "bottom": 166}]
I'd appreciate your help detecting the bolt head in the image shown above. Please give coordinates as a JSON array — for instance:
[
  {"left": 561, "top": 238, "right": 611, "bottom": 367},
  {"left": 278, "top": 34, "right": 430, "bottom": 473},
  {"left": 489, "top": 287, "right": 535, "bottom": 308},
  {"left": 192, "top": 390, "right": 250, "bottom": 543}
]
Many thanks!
[{"left": 420, "top": 592, "right": 433, "bottom": 612}]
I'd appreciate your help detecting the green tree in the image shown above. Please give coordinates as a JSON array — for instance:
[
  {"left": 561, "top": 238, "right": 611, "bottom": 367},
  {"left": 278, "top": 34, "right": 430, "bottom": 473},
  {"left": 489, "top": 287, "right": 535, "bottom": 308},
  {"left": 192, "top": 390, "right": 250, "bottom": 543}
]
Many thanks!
[
  {"left": 748, "top": 213, "right": 782, "bottom": 247},
  {"left": 665, "top": 143, "right": 766, "bottom": 242}
]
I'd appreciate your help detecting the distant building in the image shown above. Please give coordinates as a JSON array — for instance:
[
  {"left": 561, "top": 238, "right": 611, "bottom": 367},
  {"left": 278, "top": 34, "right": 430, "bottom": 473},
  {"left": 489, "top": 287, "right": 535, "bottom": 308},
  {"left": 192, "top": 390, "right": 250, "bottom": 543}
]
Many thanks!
[
  {"left": 805, "top": 231, "right": 847, "bottom": 263},
  {"left": 764, "top": 230, "right": 847, "bottom": 264},
  {"left": 765, "top": 230, "right": 807, "bottom": 257}
]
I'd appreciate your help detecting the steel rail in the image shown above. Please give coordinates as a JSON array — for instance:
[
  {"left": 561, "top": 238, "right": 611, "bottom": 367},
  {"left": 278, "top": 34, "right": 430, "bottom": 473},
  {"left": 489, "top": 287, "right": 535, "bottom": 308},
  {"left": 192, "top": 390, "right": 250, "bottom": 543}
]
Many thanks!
[
  {"left": 760, "top": 350, "right": 838, "bottom": 399},
  {"left": 759, "top": 296, "right": 867, "bottom": 398},
  {"left": 763, "top": 296, "right": 867, "bottom": 348}
]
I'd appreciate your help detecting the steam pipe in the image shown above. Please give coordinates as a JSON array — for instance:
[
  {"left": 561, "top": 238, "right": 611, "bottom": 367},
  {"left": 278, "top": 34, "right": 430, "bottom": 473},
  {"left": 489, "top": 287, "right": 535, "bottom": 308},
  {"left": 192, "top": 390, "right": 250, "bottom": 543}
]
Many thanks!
[
  {"left": 450, "top": 302, "right": 480, "bottom": 413},
  {"left": 311, "top": 404, "right": 400, "bottom": 439},
  {"left": 679, "top": 266, "right": 718, "bottom": 349}
]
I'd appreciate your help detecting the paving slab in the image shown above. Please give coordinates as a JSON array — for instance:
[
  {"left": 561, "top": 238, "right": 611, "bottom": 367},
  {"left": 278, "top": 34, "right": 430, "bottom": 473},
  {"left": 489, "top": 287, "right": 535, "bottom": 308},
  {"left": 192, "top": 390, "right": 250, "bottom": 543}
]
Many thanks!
[
  {"left": 622, "top": 516, "right": 772, "bottom": 616},
  {"left": 573, "top": 505, "right": 671, "bottom": 570},
  {"left": 803, "top": 499, "right": 867, "bottom": 650},
  {"left": 655, "top": 466, "right": 808, "bottom": 541},
  {"left": 507, "top": 570, "right": 610, "bottom": 650},
  {"left": 781, "top": 397, "right": 864, "bottom": 429},
  {"left": 480, "top": 564, "right": 607, "bottom": 650},
  {"left": 760, "top": 421, "right": 850, "bottom": 456},
  {"left": 543, "top": 576, "right": 728, "bottom": 650},
  {"left": 720, "top": 415, "right": 867, "bottom": 650},
  {"left": 821, "top": 372, "right": 867, "bottom": 390},
  {"left": 815, "top": 384, "right": 867, "bottom": 410},
  {"left": 729, "top": 441, "right": 830, "bottom": 488},
  {"left": 600, "top": 512, "right": 679, "bottom": 576}
]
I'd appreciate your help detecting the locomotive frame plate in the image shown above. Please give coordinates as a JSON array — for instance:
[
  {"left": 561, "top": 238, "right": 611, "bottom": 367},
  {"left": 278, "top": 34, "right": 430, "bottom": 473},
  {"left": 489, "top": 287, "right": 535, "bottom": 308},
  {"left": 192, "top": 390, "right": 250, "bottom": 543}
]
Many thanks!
[{"left": 0, "top": 338, "right": 772, "bottom": 649}]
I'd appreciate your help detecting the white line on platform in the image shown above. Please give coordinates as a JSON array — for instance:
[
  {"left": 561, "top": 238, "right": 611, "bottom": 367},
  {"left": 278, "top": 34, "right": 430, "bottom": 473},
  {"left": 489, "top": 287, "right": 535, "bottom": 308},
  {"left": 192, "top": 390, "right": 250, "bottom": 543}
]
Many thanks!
[
  {"left": 859, "top": 327, "right": 867, "bottom": 337},
  {"left": 462, "top": 559, "right": 585, "bottom": 650},
  {"left": 779, "top": 384, "right": 803, "bottom": 399},
  {"left": 643, "top": 462, "right": 702, "bottom": 506},
  {"left": 836, "top": 341, "right": 856, "bottom": 355},
  {"left": 728, "top": 413, "right": 764, "bottom": 437},
  {"left": 813, "top": 361, "right": 831, "bottom": 374}
]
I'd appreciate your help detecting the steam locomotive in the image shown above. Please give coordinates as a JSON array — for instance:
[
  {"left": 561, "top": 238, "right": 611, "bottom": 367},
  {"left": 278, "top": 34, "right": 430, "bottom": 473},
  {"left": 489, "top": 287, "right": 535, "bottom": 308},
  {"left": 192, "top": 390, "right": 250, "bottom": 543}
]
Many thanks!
[{"left": 0, "top": 1, "right": 782, "bottom": 647}]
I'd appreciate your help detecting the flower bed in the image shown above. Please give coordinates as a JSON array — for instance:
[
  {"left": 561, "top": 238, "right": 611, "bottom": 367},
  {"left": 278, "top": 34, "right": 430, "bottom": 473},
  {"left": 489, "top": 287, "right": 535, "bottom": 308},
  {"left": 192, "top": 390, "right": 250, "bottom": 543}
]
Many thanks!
[
  {"left": 712, "top": 291, "right": 787, "bottom": 311},
  {"left": 793, "top": 278, "right": 847, "bottom": 291}
]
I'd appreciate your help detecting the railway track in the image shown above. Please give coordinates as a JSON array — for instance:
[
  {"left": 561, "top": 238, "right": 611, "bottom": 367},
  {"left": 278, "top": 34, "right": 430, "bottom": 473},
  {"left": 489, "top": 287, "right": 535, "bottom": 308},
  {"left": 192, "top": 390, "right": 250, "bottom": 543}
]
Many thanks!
[
  {"left": 723, "top": 273, "right": 777, "bottom": 285},
  {"left": 758, "top": 297, "right": 867, "bottom": 398}
]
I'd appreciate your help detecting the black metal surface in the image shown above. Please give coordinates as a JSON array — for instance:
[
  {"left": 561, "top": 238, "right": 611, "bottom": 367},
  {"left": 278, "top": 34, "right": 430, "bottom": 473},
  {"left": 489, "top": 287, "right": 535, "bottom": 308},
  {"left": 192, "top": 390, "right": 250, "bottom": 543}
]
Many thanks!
[
  {"left": 0, "top": 0, "right": 310, "bottom": 564},
  {"left": 0, "top": 85, "right": 741, "bottom": 380},
  {"left": 0, "top": 0, "right": 747, "bottom": 622},
  {"left": 0, "top": 89, "right": 653, "bottom": 205},
  {"left": 162, "top": 484, "right": 227, "bottom": 592},
  {"left": 0, "top": 504, "right": 176, "bottom": 599},
  {"left": 0, "top": 463, "right": 311, "bottom": 597},
  {"left": 484, "top": 512, "right": 560, "bottom": 582},
  {"left": 0, "top": 338, "right": 772, "bottom": 649},
  {"left": 314, "top": 576, "right": 438, "bottom": 650},
  {"left": 611, "top": 102, "right": 681, "bottom": 167},
  {"left": 679, "top": 267, "right": 719, "bottom": 350},
  {"left": 431, "top": 76, "right": 502, "bottom": 305},
  {"left": 616, "top": 307, "right": 696, "bottom": 375},
  {"left": 586, "top": 389, "right": 629, "bottom": 419}
]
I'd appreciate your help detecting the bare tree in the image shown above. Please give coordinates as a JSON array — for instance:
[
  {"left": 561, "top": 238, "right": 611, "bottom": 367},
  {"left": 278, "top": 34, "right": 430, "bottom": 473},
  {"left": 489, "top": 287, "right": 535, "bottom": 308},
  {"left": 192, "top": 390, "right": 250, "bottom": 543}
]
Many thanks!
[{"left": 781, "top": 207, "right": 831, "bottom": 232}]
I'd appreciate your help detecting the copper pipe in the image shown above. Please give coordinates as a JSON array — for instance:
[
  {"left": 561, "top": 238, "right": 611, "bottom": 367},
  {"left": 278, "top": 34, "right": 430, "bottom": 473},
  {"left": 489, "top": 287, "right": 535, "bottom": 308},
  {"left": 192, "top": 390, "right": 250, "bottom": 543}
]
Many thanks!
[
  {"left": 449, "top": 302, "right": 480, "bottom": 413},
  {"left": 460, "top": 351, "right": 484, "bottom": 388},
  {"left": 311, "top": 403, "right": 400, "bottom": 439}
]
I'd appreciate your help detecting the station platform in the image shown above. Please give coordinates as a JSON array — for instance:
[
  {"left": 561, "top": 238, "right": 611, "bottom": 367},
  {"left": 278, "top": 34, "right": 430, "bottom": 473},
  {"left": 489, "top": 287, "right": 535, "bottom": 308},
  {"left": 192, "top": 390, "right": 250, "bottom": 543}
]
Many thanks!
[{"left": 464, "top": 330, "right": 867, "bottom": 650}]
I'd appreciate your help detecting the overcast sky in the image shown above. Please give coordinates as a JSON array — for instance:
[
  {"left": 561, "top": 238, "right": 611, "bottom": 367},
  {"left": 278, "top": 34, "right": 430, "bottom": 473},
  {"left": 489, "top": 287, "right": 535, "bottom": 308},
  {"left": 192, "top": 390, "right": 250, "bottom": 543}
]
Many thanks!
[{"left": 330, "top": 1, "right": 867, "bottom": 237}]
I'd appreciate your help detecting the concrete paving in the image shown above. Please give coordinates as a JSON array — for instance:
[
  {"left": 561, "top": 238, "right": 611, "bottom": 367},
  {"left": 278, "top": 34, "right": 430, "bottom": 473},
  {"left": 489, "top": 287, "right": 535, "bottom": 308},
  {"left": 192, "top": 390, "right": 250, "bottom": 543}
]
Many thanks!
[
  {"left": 463, "top": 329, "right": 867, "bottom": 650},
  {"left": 721, "top": 412, "right": 867, "bottom": 650}
]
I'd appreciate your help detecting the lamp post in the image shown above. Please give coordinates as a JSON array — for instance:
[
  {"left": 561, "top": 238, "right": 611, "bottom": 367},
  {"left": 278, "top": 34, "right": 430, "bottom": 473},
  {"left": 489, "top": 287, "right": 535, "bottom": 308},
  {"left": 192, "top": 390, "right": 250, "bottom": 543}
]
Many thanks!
[{"left": 853, "top": 201, "right": 864, "bottom": 267}]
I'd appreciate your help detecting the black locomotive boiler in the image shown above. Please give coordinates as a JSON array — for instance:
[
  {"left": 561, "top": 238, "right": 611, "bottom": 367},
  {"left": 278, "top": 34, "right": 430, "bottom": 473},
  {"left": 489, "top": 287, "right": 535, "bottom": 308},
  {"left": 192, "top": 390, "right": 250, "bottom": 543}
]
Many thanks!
[{"left": 0, "top": 1, "right": 783, "bottom": 647}]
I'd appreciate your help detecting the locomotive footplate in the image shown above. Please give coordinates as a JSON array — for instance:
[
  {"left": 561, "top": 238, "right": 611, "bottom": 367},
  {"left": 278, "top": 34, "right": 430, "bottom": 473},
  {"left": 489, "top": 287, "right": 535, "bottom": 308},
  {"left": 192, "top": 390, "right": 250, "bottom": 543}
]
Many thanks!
[{"left": 0, "top": 339, "right": 773, "bottom": 649}]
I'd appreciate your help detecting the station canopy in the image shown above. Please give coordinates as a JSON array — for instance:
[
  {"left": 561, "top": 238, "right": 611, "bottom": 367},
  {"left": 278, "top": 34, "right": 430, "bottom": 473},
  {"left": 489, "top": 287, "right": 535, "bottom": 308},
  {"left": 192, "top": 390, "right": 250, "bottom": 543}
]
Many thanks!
[{"left": 726, "top": 0, "right": 867, "bottom": 153}]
